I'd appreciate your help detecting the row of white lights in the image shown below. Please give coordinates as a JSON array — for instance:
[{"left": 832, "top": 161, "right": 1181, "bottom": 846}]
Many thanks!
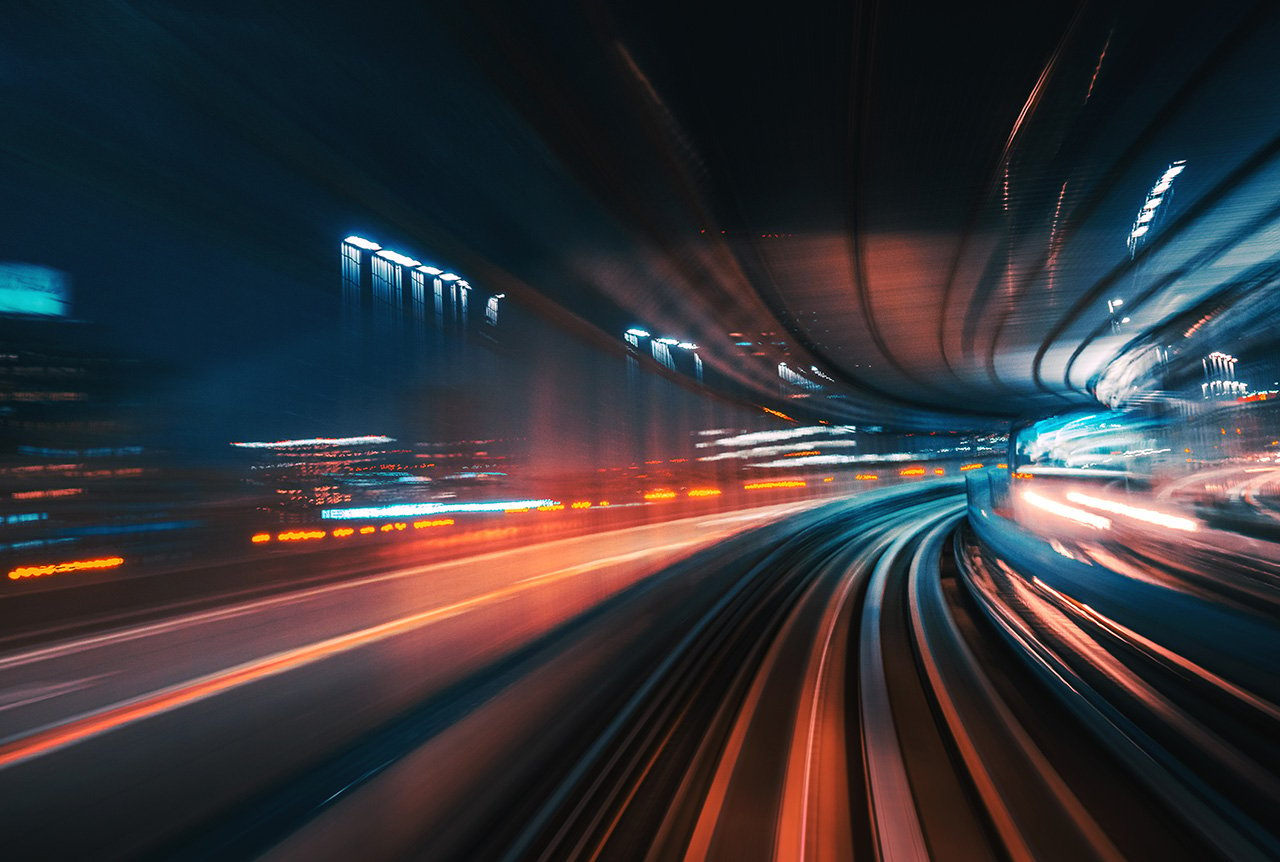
[
  {"left": 626, "top": 328, "right": 698, "bottom": 350},
  {"left": 1128, "top": 160, "right": 1186, "bottom": 247},
  {"left": 345, "top": 235, "right": 469, "bottom": 288}
]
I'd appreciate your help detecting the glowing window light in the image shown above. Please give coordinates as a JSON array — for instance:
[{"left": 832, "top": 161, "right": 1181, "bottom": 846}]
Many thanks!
[
  {"left": 744, "top": 480, "right": 807, "bottom": 490},
  {"left": 278, "top": 530, "right": 326, "bottom": 541},
  {"left": 322, "top": 499, "right": 557, "bottom": 519},
  {"left": 232, "top": 435, "right": 394, "bottom": 449},
  {"left": 644, "top": 490, "right": 678, "bottom": 500},
  {"left": 439, "top": 272, "right": 461, "bottom": 282},
  {"left": 343, "top": 236, "right": 381, "bottom": 250},
  {"left": 1064, "top": 491, "right": 1196, "bottom": 532},
  {"left": 1022, "top": 490, "right": 1111, "bottom": 530},
  {"left": 251, "top": 533, "right": 272, "bottom": 543},
  {"left": 686, "top": 488, "right": 722, "bottom": 497},
  {"left": 375, "top": 249, "right": 421, "bottom": 268},
  {"left": 8, "top": 556, "right": 124, "bottom": 580}
]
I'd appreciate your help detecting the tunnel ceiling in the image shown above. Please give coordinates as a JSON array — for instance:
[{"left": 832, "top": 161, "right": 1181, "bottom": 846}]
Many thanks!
[{"left": 440, "top": 0, "right": 1280, "bottom": 425}]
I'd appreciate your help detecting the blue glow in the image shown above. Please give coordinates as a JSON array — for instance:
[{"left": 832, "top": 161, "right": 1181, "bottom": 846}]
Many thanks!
[
  {"left": 625, "top": 328, "right": 651, "bottom": 337},
  {"left": 439, "top": 272, "right": 461, "bottom": 282},
  {"left": 0, "top": 263, "right": 69, "bottom": 317},
  {"left": 321, "top": 499, "right": 559, "bottom": 519},
  {"left": 418, "top": 265, "right": 443, "bottom": 275},
  {"left": 342, "top": 236, "right": 382, "bottom": 251}
]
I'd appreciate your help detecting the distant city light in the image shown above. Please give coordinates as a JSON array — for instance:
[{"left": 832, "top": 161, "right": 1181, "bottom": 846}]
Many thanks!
[
  {"left": 418, "top": 265, "right": 443, "bottom": 275},
  {"left": 343, "top": 236, "right": 381, "bottom": 250},
  {"left": 439, "top": 272, "right": 461, "bottom": 281},
  {"left": 676, "top": 342, "right": 698, "bottom": 350},
  {"left": 321, "top": 499, "right": 558, "bottom": 519},
  {"left": 231, "top": 435, "right": 394, "bottom": 449},
  {"left": 626, "top": 328, "right": 651, "bottom": 337},
  {"left": 656, "top": 337, "right": 680, "bottom": 345}
]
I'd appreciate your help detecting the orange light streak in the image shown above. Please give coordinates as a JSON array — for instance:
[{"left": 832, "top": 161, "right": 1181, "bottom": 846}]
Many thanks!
[
  {"left": 899, "top": 467, "right": 926, "bottom": 476},
  {"left": 744, "top": 480, "right": 806, "bottom": 490},
  {"left": 644, "top": 490, "right": 678, "bottom": 501},
  {"left": 686, "top": 488, "right": 722, "bottom": 498},
  {"left": 8, "top": 556, "right": 124, "bottom": 581},
  {"left": 278, "top": 530, "right": 326, "bottom": 541},
  {"left": 250, "top": 533, "right": 272, "bottom": 544}
]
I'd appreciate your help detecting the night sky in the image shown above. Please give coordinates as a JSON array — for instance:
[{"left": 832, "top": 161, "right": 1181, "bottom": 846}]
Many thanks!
[{"left": 2, "top": 1, "right": 1274, "bottom": 447}]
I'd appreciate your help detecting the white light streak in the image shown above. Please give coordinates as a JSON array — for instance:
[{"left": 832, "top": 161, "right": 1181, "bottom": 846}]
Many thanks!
[
  {"left": 343, "top": 236, "right": 381, "bottom": 251},
  {"left": 1022, "top": 490, "right": 1112, "bottom": 530},
  {"left": 231, "top": 435, "right": 395, "bottom": 449},
  {"left": 322, "top": 499, "right": 559, "bottom": 519},
  {"left": 1064, "top": 491, "right": 1197, "bottom": 532}
]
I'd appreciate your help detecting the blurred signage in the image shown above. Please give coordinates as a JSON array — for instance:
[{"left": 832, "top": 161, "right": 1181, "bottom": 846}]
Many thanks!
[{"left": 0, "top": 263, "right": 69, "bottom": 317}]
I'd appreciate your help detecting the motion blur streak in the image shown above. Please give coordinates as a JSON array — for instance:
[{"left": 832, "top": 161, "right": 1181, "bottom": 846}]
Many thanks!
[{"left": 0, "top": 526, "right": 770, "bottom": 771}]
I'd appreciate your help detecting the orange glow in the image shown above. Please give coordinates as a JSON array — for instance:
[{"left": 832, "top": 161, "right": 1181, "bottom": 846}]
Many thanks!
[
  {"left": 744, "top": 480, "right": 806, "bottom": 490},
  {"left": 598, "top": 500, "right": 610, "bottom": 507},
  {"left": 996, "top": 463, "right": 1008, "bottom": 469},
  {"left": 762, "top": 406, "right": 797, "bottom": 422},
  {"left": 644, "top": 490, "right": 678, "bottom": 501},
  {"left": 12, "top": 487, "right": 83, "bottom": 500},
  {"left": 899, "top": 467, "right": 926, "bottom": 476},
  {"left": 251, "top": 533, "right": 272, "bottom": 543},
  {"left": 277, "top": 530, "right": 325, "bottom": 541},
  {"left": 855, "top": 473, "right": 878, "bottom": 481},
  {"left": 380, "top": 523, "right": 396, "bottom": 532},
  {"left": 505, "top": 507, "right": 530, "bottom": 513},
  {"left": 359, "top": 526, "right": 376, "bottom": 534},
  {"left": 9, "top": 556, "right": 124, "bottom": 580},
  {"left": 537, "top": 503, "right": 566, "bottom": 511},
  {"left": 1013, "top": 472, "right": 1034, "bottom": 480},
  {"left": 822, "top": 476, "right": 834, "bottom": 482},
  {"left": 933, "top": 468, "right": 946, "bottom": 475},
  {"left": 686, "top": 488, "right": 722, "bottom": 498},
  {"left": 570, "top": 501, "right": 593, "bottom": 509},
  {"left": 959, "top": 463, "right": 984, "bottom": 471},
  {"left": 412, "top": 519, "right": 454, "bottom": 528},
  {"left": 332, "top": 527, "right": 355, "bottom": 537},
  {"left": 784, "top": 450, "right": 821, "bottom": 457}
]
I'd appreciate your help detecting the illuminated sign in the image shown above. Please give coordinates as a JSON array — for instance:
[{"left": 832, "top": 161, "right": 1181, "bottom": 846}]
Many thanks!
[{"left": 0, "top": 263, "right": 69, "bottom": 317}]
